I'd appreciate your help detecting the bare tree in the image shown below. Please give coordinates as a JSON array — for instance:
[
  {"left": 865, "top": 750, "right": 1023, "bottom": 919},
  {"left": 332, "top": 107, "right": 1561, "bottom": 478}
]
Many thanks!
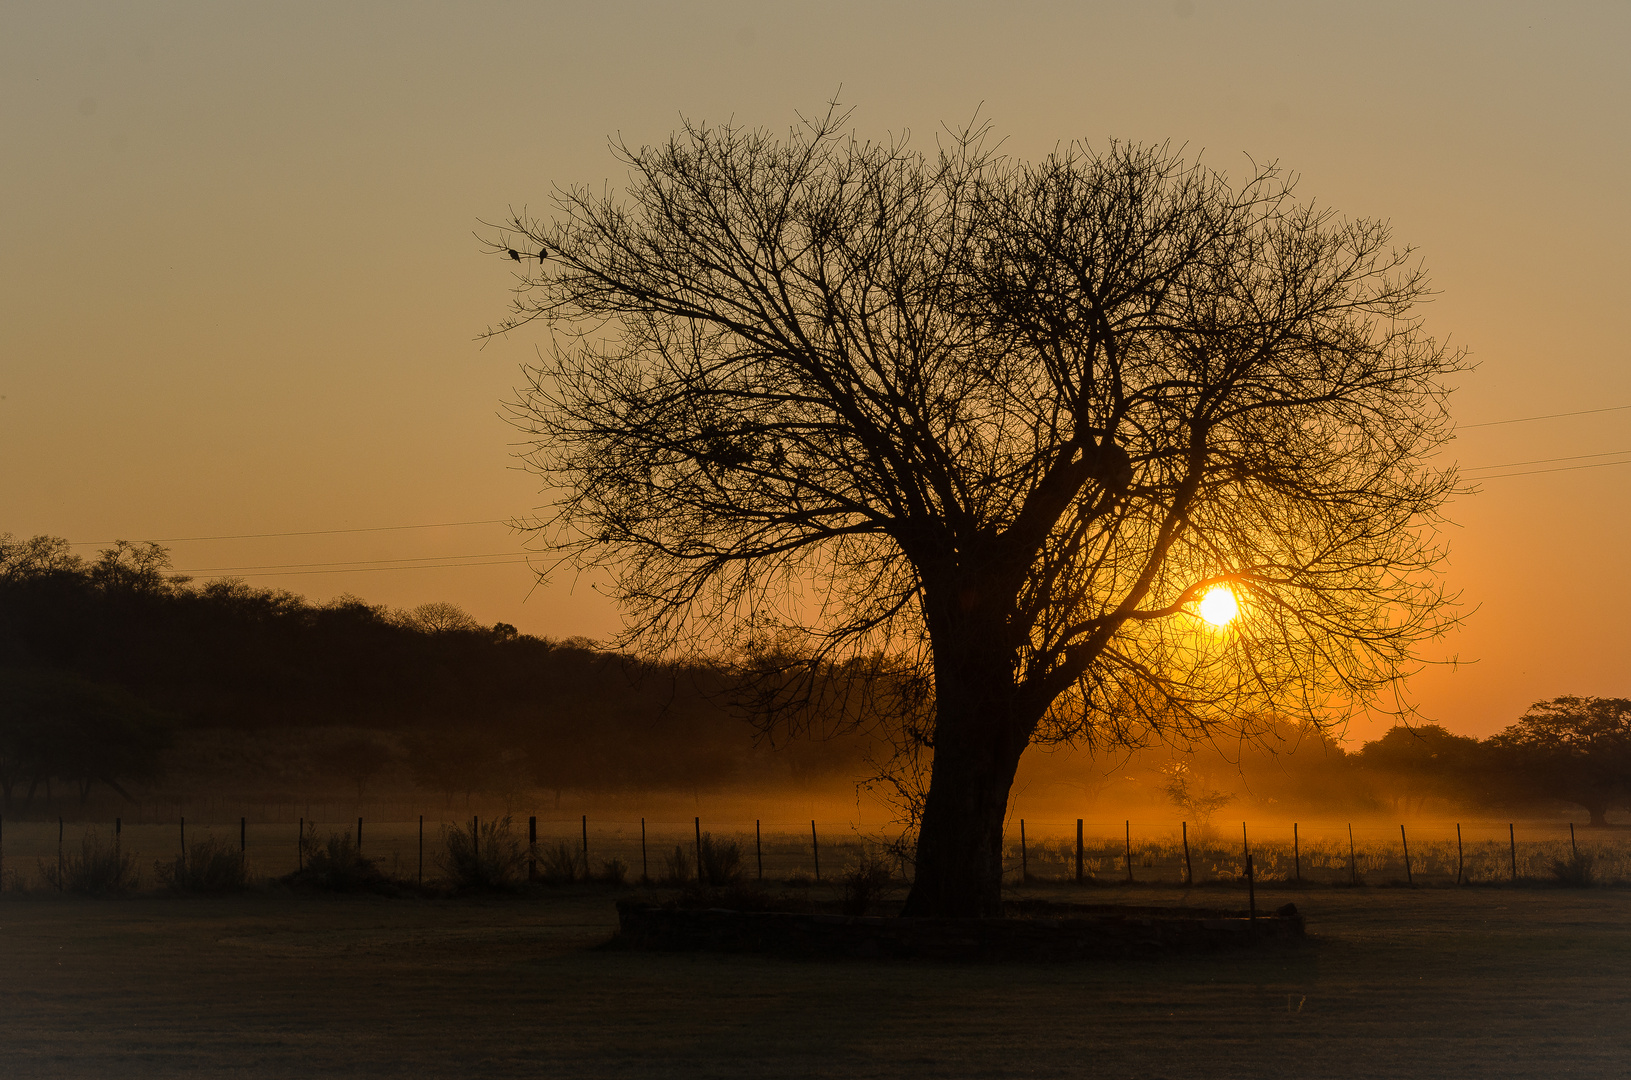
[{"left": 486, "top": 105, "right": 1461, "bottom": 916}]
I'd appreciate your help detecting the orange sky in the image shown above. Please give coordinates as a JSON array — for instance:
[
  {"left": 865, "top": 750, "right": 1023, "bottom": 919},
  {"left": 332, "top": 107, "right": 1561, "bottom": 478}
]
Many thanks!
[{"left": 4, "top": 2, "right": 1627, "bottom": 742}]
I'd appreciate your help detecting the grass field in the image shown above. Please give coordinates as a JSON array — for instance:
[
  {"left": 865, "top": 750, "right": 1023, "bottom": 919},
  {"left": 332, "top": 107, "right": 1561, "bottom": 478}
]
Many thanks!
[{"left": 3, "top": 879, "right": 1629, "bottom": 1078}]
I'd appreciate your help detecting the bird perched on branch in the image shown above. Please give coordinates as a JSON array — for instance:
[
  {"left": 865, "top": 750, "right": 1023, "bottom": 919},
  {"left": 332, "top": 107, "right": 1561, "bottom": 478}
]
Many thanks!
[{"left": 506, "top": 248, "right": 522, "bottom": 262}]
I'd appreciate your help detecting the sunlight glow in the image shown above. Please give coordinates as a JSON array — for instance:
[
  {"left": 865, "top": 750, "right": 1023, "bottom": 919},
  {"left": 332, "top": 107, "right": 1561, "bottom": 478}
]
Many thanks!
[{"left": 1197, "top": 585, "right": 1239, "bottom": 627}]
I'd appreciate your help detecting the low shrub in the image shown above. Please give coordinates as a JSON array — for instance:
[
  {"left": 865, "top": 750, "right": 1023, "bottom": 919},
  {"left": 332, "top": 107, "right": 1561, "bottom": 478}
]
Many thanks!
[
  {"left": 663, "top": 834, "right": 742, "bottom": 886},
  {"left": 840, "top": 852, "right": 897, "bottom": 916},
  {"left": 539, "top": 841, "right": 585, "bottom": 884},
  {"left": 439, "top": 815, "right": 527, "bottom": 891},
  {"left": 157, "top": 837, "right": 247, "bottom": 894},
  {"left": 599, "top": 857, "right": 629, "bottom": 886},
  {"left": 42, "top": 831, "right": 140, "bottom": 896},
  {"left": 662, "top": 844, "right": 692, "bottom": 885},
  {"left": 282, "top": 825, "right": 398, "bottom": 893},
  {"left": 1549, "top": 852, "right": 1596, "bottom": 887}
]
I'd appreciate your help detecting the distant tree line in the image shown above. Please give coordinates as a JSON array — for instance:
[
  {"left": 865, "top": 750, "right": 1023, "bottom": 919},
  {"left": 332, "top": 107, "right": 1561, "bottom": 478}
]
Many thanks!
[
  {"left": 0, "top": 534, "right": 870, "bottom": 814},
  {"left": 2, "top": 533, "right": 1626, "bottom": 823}
]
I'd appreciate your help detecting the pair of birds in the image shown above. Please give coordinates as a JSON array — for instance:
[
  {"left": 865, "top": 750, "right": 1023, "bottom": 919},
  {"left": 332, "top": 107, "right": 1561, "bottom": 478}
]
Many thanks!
[{"left": 507, "top": 246, "right": 548, "bottom": 263}]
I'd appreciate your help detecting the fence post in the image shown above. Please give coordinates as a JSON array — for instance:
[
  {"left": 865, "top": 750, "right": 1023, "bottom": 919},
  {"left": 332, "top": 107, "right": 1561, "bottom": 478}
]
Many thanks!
[
  {"left": 1348, "top": 823, "right": 1356, "bottom": 885},
  {"left": 418, "top": 815, "right": 424, "bottom": 886},
  {"left": 1076, "top": 819, "right": 1083, "bottom": 884},
  {"left": 1182, "top": 821, "right": 1193, "bottom": 886},
  {"left": 1401, "top": 824, "right": 1412, "bottom": 886},
  {"left": 58, "top": 817, "right": 64, "bottom": 891},
  {"left": 1293, "top": 822, "right": 1300, "bottom": 885},
  {"left": 1246, "top": 852, "right": 1256, "bottom": 923},
  {"left": 356, "top": 817, "right": 362, "bottom": 851},
  {"left": 1125, "top": 820, "right": 1133, "bottom": 882},
  {"left": 755, "top": 819, "right": 763, "bottom": 882},
  {"left": 640, "top": 818, "right": 648, "bottom": 884},
  {"left": 811, "top": 820, "right": 821, "bottom": 883},
  {"left": 298, "top": 817, "right": 303, "bottom": 872},
  {"left": 473, "top": 815, "right": 479, "bottom": 862},
  {"left": 181, "top": 816, "right": 187, "bottom": 873},
  {"left": 694, "top": 816, "right": 703, "bottom": 884},
  {"left": 1456, "top": 822, "right": 1463, "bottom": 885},
  {"left": 1020, "top": 819, "right": 1028, "bottom": 882},
  {"left": 1570, "top": 822, "right": 1578, "bottom": 862},
  {"left": 582, "top": 814, "right": 590, "bottom": 875},
  {"left": 528, "top": 816, "right": 537, "bottom": 881},
  {"left": 1509, "top": 823, "right": 1517, "bottom": 882}
]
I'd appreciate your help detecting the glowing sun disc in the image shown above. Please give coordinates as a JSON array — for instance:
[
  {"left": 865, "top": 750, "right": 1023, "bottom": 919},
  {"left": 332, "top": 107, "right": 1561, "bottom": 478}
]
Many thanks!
[{"left": 1198, "top": 586, "right": 1238, "bottom": 627}]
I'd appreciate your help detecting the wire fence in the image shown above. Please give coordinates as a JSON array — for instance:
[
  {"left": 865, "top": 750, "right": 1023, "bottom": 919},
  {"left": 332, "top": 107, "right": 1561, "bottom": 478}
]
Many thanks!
[{"left": 1, "top": 814, "right": 1624, "bottom": 892}]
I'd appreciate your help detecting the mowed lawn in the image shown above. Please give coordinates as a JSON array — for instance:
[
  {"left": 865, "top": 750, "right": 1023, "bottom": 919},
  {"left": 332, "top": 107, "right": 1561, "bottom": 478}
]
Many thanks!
[{"left": 2, "top": 884, "right": 1627, "bottom": 1079}]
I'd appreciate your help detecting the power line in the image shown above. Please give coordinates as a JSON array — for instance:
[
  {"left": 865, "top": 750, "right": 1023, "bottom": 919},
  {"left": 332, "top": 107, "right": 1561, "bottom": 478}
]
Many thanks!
[
  {"left": 1469, "top": 458, "right": 1631, "bottom": 481},
  {"left": 173, "top": 551, "right": 529, "bottom": 573},
  {"left": 1461, "top": 404, "right": 1631, "bottom": 429},
  {"left": 1464, "top": 448, "right": 1631, "bottom": 472},
  {"left": 173, "top": 558, "right": 535, "bottom": 578},
  {"left": 69, "top": 518, "right": 512, "bottom": 546}
]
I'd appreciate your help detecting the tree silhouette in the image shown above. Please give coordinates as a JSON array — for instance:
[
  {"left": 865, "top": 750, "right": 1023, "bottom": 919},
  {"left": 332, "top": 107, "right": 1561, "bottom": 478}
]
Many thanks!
[
  {"left": 1489, "top": 697, "right": 1631, "bottom": 826},
  {"left": 489, "top": 106, "right": 1461, "bottom": 915}
]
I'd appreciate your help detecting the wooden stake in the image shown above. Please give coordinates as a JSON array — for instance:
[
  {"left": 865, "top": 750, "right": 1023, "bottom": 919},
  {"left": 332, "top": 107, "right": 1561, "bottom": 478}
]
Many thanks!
[
  {"left": 1182, "top": 821, "right": 1193, "bottom": 886},
  {"left": 1293, "top": 822, "right": 1301, "bottom": 885},
  {"left": 755, "top": 819, "right": 762, "bottom": 882},
  {"left": 418, "top": 815, "right": 424, "bottom": 886},
  {"left": 298, "top": 816, "right": 303, "bottom": 872},
  {"left": 1456, "top": 822, "right": 1463, "bottom": 885},
  {"left": 582, "top": 814, "right": 590, "bottom": 875},
  {"left": 1246, "top": 852, "right": 1256, "bottom": 922},
  {"left": 640, "top": 817, "right": 648, "bottom": 883},
  {"left": 811, "top": 820, "right": 821, "bottom": 882},
  {"left": 694, "top": 816, "right": 703, "bottom": 884},
  {"left": 356, "top": 816, "right": 362, "bottom": 851},
  {"left": 181, "top": 816, "right": 187, "bottom": 873},
  {"left": 528, "top": 816, "right": 537, "bottom": 881},
  {"left": 58, "top": 817, "right": 64, "bottom": 891},
  {"left": 1020, "top": 819, "right": 1028, "bottom": 882},
  {"left": 1401, "top": 824, "right": 1413, "bottom": 886},
  {"left": 473, "top": 815, "right": 479, "bottom": 862},
  {"left": 1076, "top": 819, "right": 1084, "bottom": 884},
  {"left": 1570, "top": 822, "right": 1578, "bottom": 861},
  {"left": 1125, "top": 820, "right": 1133, "bottom": 882},
  {"left": 1348, "top": 823, "right": 1356, "bottom": 885},
  {"left": 1509, "top": 823, "right": 1517, "bottom": 882}
]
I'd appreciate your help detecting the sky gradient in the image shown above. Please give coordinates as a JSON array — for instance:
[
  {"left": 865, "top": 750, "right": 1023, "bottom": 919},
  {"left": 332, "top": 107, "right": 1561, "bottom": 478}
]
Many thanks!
[{"left": 4, "top": 1, "right": 1628, "bottom": 740}]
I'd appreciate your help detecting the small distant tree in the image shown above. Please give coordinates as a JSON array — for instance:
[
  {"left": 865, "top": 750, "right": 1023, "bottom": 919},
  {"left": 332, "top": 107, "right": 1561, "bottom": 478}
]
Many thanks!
[
  {"left": 0, "top": 534, "right": 85, "bottom": 581},
  {"left": 89, "top": 540, "right": 189, "bottom": 593},
  {"left": 1357, "top": 723, "right": 1484, "bottom": 814},
  {"left": 0, "top": 668, "right": 172, "bottom": 810},
  {"left": 1488, "top": 697, "right": 1631, "bottom": 826},
  {"left": 1158, "top": 761, "right": 1233, "bottom": 832},
  {"left": 398, "top": 601, "right": 482, "bottom": 635}
]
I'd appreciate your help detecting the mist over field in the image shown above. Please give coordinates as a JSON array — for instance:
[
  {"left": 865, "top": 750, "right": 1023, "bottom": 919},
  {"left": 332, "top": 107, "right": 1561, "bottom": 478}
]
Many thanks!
[{"left": 5, "top": 536, "right": 1621, "bottom": 836}]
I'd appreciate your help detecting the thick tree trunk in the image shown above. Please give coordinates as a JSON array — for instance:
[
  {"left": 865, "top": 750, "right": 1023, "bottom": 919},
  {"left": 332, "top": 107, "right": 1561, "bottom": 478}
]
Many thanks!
[
  {"left": 1583, "top": 802, "right": 1609, "bottom": 827},
  {"left": 900, "top": 607, "right": 1035, "bottom": 919}
]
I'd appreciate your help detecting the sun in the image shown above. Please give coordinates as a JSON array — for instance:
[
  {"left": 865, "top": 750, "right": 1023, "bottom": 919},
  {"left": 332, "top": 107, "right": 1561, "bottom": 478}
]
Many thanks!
[{"left": 1197, "top": 585, "right": 1239, "bottom": 627}]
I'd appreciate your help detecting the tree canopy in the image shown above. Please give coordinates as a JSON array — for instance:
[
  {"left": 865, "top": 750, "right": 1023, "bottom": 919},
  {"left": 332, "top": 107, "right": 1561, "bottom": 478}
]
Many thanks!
[{"left": 490, "top": 106, "right": 1463, "bottom": 915}]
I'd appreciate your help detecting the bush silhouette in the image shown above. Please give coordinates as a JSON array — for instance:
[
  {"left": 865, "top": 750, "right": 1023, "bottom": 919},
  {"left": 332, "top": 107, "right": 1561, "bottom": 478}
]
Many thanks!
[
  {"left": 439, "top": 815, "right": 526, "bottom": 890},
  {"left": 158, "top": 837, "right": 247, "bottom": 893},
  {"left": 42, "top": 831, "right": 140, "bottom": 896}
]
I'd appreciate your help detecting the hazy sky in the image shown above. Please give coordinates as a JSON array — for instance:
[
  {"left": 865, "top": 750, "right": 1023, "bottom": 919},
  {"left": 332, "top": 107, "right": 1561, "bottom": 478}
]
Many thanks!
[{"left": 4, "top": 1, "right": 1627, "bottom": 739}]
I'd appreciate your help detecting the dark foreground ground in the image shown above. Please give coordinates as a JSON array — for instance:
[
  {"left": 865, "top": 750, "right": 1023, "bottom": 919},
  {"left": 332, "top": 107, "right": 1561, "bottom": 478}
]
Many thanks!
[{"left": 3, "top": 884, "right": 1627, "bottom": 1079}]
